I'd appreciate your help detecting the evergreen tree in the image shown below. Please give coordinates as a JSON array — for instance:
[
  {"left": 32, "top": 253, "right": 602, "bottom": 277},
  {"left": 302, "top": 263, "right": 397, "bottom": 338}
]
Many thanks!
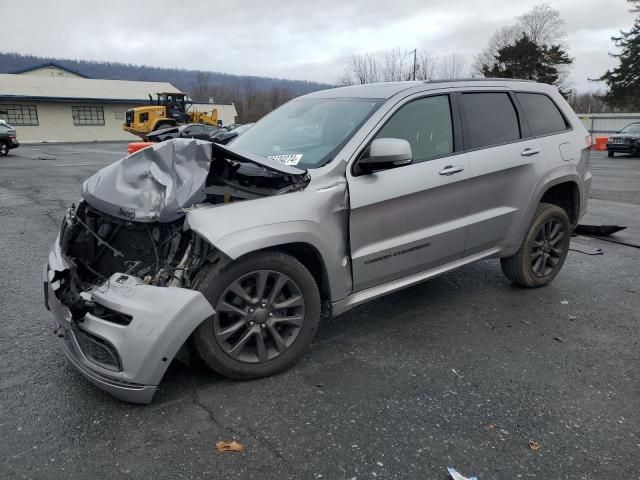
[
  {"left": 601, "top": 0, "right": 640, "bottom": 110},
  {"left": 481, "top": 34, "right": 573, "bottom": 93}
]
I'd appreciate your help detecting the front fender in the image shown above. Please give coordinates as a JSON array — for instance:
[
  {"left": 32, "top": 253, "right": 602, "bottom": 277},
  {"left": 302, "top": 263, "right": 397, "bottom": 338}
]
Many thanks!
[{"left": 185, "top": 186, "right": 352, "bottom": 301}]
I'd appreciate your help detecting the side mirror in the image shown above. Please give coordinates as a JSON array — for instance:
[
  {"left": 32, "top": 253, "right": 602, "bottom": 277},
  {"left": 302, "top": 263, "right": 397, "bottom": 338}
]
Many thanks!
[{"left": 357, "top": 138, "right": 413, "bottom": 173}]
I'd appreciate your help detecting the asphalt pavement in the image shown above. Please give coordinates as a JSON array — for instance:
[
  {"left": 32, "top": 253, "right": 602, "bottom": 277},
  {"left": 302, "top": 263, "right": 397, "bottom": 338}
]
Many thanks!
[{"left": 1, "top": 143, "right": 639, "bottom": 479}]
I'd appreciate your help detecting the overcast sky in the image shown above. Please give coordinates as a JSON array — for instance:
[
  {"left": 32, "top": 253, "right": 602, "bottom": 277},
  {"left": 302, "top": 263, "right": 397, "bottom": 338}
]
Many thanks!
[{"left": 2, "top": 0, "right": 635, "bottom": 91}]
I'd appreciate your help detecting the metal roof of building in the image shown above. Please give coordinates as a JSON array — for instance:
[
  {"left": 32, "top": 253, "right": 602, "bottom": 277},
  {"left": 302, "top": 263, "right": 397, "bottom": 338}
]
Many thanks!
[
  {"left": 0, "top": 74, "right": 183, "bottom": 103},
  {"left": 11, "top": 62, "right": 91, "bottom": 78}
]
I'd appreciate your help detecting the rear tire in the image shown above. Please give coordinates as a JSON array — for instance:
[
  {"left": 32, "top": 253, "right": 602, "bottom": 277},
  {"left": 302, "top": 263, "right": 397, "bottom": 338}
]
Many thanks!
[
  {"left": 192, "top": 251, "right": 321, "bottom": 380},
  {"left": 608, "top": 151, "right": 614, "bottom": 157},
  {"left": 501, "top": 203, "right": 571, "bottom": 288}
]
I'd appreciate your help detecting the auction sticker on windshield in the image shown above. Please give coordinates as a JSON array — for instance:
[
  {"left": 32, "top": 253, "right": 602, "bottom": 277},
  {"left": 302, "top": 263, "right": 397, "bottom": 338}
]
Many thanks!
[{"left": 268, "top": 154, "right": 303, "bottom": 166}]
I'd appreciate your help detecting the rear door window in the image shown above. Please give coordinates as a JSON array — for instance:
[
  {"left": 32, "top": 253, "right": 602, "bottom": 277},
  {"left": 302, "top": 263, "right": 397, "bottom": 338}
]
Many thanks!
[
  {"left": 461, "top": 93, "right": 520, "bottom": 149},
  {"left": 374, "top": 95, "right": 454, "bottom": 163},
  {"left": 516, "top": 93, "right": 568, "bottom": 136}
]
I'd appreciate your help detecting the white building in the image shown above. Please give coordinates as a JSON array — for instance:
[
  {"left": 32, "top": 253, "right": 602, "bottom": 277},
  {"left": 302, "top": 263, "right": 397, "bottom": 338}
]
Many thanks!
[{"left": 0, "top": 63, "right": 237, "bottom": 142}]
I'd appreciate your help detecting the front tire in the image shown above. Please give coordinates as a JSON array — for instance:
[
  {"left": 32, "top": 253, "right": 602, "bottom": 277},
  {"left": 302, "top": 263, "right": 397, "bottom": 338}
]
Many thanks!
[
  {"left": 501, "top": 203, "right": 571, "bottom": 288},
  {"left": 0, "top": 142, "right": 8, "bottom": 156},
  {"left": 192, "top": 251, "right": 321, "bottom": 380},
  {"left": 608, "top": 151, "right": 614, "bottom": 157}
]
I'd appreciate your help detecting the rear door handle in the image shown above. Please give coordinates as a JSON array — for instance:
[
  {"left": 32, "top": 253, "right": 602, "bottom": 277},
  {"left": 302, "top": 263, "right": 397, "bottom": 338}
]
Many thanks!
[
  {"left": 439, "top": 165, "right": 464, "bottom": 176},
  {"left": 521, "top": 148, "right": 541, "bottom": 157}
]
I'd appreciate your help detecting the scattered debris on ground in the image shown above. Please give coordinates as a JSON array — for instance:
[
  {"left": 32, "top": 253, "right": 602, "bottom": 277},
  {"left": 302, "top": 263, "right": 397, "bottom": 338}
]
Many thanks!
[
  {"left": 553, "top": 336, "right": 565, "bottom": 343},
  {"left": 215, "top": 441, "right": 245, "bottom": 453},
  {"left": 528, "top": 440, "right": 541, "bottom": 451},
  {"left": 447, "top": 466, "right": 478, "bottom": 480},
  {"left": 569, "top": 242, "right": 603, "bottom": 255}
]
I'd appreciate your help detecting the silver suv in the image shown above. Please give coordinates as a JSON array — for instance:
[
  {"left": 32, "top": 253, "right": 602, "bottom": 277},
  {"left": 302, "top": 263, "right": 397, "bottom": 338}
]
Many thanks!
[{"left": 45, "top": 80, "right": 592, "bottom": 403}]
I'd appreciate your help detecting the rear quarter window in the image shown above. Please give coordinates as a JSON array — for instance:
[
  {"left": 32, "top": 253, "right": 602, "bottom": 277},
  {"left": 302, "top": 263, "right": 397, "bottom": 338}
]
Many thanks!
[
  {"left": 461, "top": 93, "right": 520, "bottom": 149},
  {"left": 516, "top": 93, "right": 568, "bottom": 136}
]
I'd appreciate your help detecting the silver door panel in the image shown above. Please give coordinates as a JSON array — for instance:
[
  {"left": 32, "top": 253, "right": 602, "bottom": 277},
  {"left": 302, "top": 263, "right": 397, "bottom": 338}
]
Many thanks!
[{"left": 349, "top": 156, "right": 469, "bottom": 291}]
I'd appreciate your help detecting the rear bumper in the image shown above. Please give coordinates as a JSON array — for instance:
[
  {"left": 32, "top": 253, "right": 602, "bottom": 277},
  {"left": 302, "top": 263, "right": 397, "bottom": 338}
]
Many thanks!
[{"left": 45, "top": 239, "right": 215, "bottom": 404}]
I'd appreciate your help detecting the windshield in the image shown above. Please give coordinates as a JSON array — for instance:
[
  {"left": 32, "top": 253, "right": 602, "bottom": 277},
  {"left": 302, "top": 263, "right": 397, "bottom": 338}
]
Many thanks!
[
  {"left": 230, "top": 97, "right": 383, "bottom": 169},
  {"left": 620, "top": 123, "right": 640, "bottom": 134}
]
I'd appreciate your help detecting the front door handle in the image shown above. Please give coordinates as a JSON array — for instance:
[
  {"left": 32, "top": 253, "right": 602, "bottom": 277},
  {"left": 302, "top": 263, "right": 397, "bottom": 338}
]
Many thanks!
[
  {"left": 439, "top": 165, "right": 464, "bottom": 176},
  {"left": 521, "top": 148, "right": 541, "bottom": 157}
]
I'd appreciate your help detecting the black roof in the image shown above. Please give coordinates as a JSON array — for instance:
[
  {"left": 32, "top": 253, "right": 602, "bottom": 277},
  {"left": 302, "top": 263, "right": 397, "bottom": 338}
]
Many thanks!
[{"left": 11, "top": 62, "right": 90, "bottom": 79}]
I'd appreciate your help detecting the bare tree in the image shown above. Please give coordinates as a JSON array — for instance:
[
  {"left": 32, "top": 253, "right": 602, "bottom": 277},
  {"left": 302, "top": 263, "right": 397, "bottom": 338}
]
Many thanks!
[
  {"left": 191, "top": 72, "right": 212, "bottom": 102},
  {"left": 416, "top": 51, "right": 437, "bottom": 80},
  {"left": 336, "top": 53, "right": 381, "bottom": 86},
  {"left": 381, "top": 48, "right": 412, "bottom": 81},
  {"left": 518, "top": 3, "right": 566, "bottom": 46},
  {"left": 437, "top": 52, "right": 468, "bottom": 80},
  {"left": 337, "top": 48, "right": 468, "bottom": 85},
  {"left": 566, "top": 91, "right": 612, "bottom": 113}
]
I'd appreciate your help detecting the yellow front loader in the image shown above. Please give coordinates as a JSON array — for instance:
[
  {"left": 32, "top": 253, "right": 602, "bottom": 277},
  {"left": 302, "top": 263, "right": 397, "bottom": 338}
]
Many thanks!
[{"left": 123, "top": 93, "right": 219, "bottom": 140}]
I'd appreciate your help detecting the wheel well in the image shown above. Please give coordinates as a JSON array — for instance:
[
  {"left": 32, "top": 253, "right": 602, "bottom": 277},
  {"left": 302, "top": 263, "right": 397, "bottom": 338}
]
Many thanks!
[
  {"left": 540, "top": 182, "right": 580, "bottom": 227},
  {"left": 263, "top": 243, "right": 331, "bottom": 313}
]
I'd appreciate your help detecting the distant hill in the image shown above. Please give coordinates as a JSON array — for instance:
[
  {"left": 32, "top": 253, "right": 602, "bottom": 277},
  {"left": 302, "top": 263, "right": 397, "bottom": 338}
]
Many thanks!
[{"left": 0, "top": 52, "right": 332, "bottom": 96}]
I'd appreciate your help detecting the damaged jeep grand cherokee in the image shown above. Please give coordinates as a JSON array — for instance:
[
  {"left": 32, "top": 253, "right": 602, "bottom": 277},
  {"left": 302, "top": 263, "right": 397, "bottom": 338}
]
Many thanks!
[{"left": 45, "top": 80, "right": 591, "bottom": 403}]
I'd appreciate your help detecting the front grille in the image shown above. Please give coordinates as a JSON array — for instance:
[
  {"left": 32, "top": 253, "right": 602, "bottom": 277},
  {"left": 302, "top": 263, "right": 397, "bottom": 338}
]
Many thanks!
[
  {"left": 611, "top": 138, "right": 626, "bottom": 144},
  {"left": 92, "top": 225, "right": 158, "bottom": 279},
  {"left": 75, "top": 329, "right": 121, "bottom": 371}
]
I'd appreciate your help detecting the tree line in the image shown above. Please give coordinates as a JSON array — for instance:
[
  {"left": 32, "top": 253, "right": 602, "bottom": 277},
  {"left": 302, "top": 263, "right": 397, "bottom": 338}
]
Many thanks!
[{"left": 336, "top": 1, "right": 640, "bottom": 113}]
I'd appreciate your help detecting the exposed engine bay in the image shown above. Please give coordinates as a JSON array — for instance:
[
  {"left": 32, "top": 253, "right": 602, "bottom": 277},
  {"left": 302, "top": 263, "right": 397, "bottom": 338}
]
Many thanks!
[{"left": 53, "top": 139, "right": 310, "bottom": 319}]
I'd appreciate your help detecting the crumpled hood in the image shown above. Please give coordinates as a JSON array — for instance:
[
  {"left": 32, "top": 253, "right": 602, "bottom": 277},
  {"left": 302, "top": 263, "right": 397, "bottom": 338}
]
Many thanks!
[
  {"left": 81, "top": 139, "right": 309, "bottom": 223},
  {"left": 82, "top": 139, "right": 212, "bottom": 222}
]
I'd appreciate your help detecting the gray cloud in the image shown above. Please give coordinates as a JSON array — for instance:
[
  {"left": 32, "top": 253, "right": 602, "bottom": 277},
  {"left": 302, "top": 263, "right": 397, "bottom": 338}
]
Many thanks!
[{"left": 1, "top": 0, "right": 634, "bottom": 91}]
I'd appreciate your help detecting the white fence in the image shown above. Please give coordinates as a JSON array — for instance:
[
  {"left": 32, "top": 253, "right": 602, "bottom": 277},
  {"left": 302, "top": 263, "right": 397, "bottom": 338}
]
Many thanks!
[{"left": 577, "top": 113, "right": 640, "bottom": 136}]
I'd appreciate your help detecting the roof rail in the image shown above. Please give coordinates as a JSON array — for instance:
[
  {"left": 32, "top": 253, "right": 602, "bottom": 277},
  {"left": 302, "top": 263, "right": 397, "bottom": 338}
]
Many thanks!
[{"left": 422, "top": 78, "right": 536, "bottom": 84}]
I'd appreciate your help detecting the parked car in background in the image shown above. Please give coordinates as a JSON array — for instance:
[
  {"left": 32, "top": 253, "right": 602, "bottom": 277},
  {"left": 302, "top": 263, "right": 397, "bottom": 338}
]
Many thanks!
[
  {"left": 45, "top": 79, "right": 591, "bottom": 403},
  {"left": 209, "top": 123, "right": 254, "bottom": 145},
  {"left": 0, "top": 122, "right": 19, "bottom": 156},
  {"left": 146, "top": 123, "right": 220, "bottom": 142},
  {"left": 606, "top": 122, "right": 640, "bottom": 157}
]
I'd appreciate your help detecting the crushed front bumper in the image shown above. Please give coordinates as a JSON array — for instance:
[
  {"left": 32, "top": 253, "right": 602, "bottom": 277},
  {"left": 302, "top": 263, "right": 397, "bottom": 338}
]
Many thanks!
[{"left": 45, "top": 238, "right": 214, "bottom": 404}]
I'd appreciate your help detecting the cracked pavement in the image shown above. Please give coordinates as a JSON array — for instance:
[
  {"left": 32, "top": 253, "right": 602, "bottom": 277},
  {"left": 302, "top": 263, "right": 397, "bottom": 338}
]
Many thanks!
[{"left": 1, "top": 144, "right": 639, "bottom": 479}]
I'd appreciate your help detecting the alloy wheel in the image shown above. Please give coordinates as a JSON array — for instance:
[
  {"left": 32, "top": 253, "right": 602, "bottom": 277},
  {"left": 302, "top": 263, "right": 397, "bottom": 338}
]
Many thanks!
[
  {"left": 213, "top": 270, "right": 306, "bottom": 363},
  {"left": 530, "top": 218, "right": 566, "bottom": 278}
]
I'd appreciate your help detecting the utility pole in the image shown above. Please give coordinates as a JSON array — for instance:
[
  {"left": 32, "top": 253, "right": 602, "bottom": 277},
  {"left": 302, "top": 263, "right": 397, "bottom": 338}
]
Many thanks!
[{"left": 411, "top": 49, "right": 417, "bottom": 81}]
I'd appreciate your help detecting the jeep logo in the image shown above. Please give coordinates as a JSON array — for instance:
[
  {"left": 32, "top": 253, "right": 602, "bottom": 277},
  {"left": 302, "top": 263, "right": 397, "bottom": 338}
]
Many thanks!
[{"left": 118, "top": 207, "right": 136, "bottom": 220}]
